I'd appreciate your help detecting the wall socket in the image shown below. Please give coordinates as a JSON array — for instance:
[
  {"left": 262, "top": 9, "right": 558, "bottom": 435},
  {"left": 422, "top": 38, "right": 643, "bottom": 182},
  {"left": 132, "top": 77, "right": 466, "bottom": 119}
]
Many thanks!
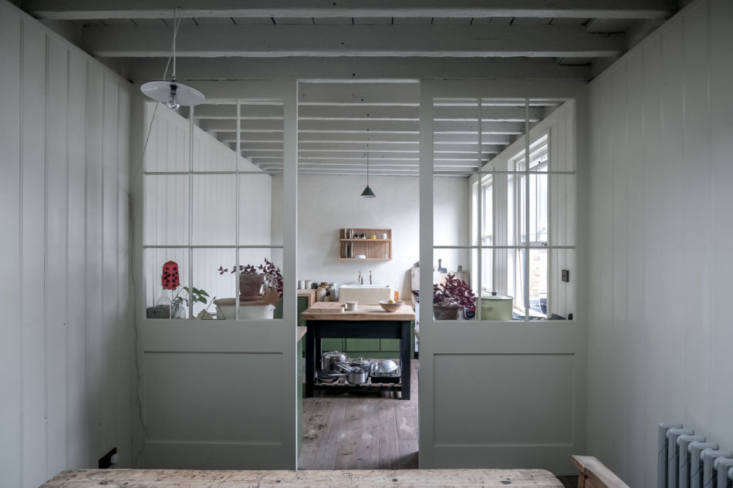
[{"left": 561, "top": 269, "right": 570, "bottom": 282}]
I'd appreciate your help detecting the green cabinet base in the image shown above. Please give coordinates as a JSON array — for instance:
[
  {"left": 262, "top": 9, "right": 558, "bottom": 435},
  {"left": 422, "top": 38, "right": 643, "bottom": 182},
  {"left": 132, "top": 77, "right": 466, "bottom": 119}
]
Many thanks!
[{"left": 315, "top": 321, "right": 415, "bottom": 359}]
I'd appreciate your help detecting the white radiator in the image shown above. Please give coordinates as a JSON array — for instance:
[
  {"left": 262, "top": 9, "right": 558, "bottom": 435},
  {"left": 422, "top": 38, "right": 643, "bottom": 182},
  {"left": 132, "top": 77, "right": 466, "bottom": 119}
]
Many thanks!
[{"left": 658, "top": 424, "right": 733, "bottom": 488}]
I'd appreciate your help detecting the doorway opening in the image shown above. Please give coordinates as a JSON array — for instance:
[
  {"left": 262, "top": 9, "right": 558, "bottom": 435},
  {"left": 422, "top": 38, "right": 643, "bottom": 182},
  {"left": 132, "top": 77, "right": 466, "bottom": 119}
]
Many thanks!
[{"left": 294, "top": 80, "right": 421, "bottom": 469}]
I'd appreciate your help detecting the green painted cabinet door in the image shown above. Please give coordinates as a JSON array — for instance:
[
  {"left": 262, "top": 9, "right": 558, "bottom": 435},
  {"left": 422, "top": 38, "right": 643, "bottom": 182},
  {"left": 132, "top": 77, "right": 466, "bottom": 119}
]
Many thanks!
[
  {"left": 297, "top": 296, "right": 309, "bottom": 326},
  {"left": 321, "top": 338, "right": 344, "bottom": 351},
  {"left": 345, "top": 338, "right": 381, "bottom": 353},
  {"left": 380, "top": 338, "right": 400, "bottom": 352}
]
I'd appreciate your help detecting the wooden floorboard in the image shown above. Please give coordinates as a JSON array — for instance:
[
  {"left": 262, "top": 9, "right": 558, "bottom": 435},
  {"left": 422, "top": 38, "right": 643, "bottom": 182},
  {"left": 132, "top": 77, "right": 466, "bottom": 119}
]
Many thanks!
[{"left": 299, "top": 360, "right": 419, "bottom": 469}]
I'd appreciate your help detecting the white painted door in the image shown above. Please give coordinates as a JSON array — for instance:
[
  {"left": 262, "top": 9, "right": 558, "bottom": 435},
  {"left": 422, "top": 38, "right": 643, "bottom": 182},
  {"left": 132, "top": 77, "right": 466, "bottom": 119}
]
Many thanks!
[
  {"left": 134, "top": 81, "right": 299, "bottom": 468},
  {"left": 418, "top": 80, "right": 586, "bottom": 474}
]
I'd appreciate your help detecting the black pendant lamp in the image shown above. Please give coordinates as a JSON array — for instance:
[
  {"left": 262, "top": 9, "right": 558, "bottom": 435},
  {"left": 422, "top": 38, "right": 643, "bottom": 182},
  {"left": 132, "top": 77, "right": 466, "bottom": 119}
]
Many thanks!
[{"left": 361, "top": 129, "right": 376, "bottom": 198}]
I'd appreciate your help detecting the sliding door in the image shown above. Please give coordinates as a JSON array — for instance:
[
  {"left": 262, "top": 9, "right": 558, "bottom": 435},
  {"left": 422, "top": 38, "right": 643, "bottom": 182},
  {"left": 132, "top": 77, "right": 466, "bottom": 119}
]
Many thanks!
[
  {"left": 134, "top": 81, "right": 298, "bottom": 468},
  {"left": 419, "top": 80, "right": 586, "bottom": 473}
]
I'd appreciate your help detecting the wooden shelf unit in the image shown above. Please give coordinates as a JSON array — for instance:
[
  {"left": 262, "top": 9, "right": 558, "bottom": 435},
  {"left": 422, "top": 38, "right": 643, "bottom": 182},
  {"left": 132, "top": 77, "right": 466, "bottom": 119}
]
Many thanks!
[{"left": 339, "top": 228, "right": 392, "bottom": 261}]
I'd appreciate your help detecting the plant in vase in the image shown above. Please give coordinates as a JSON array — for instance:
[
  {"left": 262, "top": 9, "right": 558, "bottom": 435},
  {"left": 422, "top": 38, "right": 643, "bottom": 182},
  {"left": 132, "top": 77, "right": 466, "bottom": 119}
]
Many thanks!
[
  {"left": 215, "top": 259, "right": 283, "bottom": 319},
  {"left": 414, "top": 274, "right": 476, "bottom": 320},
  {"left": 172, "top": 286, "right": 217, "bottom": 320}
]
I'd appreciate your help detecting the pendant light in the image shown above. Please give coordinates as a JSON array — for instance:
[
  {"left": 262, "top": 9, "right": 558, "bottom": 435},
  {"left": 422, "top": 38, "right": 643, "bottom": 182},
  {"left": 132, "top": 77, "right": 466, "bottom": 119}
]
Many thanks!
[
  {"left": 360, "top": 129, "right": 376, "bottom": 198},
  {"left": 140, "top": 10, "right": 205, "bottom": 109}
]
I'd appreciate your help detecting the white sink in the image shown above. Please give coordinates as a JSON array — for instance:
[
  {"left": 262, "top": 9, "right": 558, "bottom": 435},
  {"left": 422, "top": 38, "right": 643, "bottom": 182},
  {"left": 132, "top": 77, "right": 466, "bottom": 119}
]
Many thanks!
[{"left": 339, "top": 284, "right": 392, "bottom": 304}]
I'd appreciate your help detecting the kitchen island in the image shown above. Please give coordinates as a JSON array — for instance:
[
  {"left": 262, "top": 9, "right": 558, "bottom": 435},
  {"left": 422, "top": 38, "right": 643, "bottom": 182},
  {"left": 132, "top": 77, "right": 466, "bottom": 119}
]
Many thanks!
[{"left": 301, "top": 302, "right": 415, "bottom": 400}]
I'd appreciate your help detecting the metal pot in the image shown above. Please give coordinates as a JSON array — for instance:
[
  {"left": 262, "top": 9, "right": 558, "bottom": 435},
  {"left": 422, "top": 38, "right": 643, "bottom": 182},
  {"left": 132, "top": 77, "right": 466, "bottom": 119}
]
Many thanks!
[
  {"left": 346, "top": 367, "right": 369, "bottom": 385},
  {"left": 372, "top": 359, "right": 399, "bottom": 374},
  {"left": 321, "top": 351, "right": 347, "bottom": 371},
  {"left": 348, "top": 357, "right": 372, "bottom": 371}
]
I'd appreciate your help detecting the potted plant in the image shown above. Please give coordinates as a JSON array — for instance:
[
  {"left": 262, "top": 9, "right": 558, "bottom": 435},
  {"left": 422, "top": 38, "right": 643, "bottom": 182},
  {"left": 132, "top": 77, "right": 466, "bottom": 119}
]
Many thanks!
[
  {"left": 414, "top": 274, "right": 476, "bottom": 320},
  {"left": 146, "top": 260, "right": 215, "bottom": 319},
  {"left": 172, "top": 286, "right": 217, "bottom": 319},
  {"left": 215, "top": 259, "right": 283, "bottom": 320}
]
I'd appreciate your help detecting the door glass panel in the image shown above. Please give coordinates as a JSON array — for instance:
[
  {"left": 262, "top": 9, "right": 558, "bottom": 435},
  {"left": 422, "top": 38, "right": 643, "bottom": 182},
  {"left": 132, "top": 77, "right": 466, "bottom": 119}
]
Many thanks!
[
  {"left": 143, "top": 248, "right": 189, "bottom": 319},
  {"left": 432, "top": 253, "right": 477, "bottom": 321},
  {"left": 143, "top": 105, "right": 190, "bottom": 173},
  {"left": 549, "top": 174, "right": 576, "bottom": 247},
  {"left": 548, "top": 249, "right": 575, "bottom": 320},
  {"left": 528, "top": 248, "right": 548, "bottom": 319},
  {"left": 192, "top": 174, "right": 236, "bottom": 246},
  {"left": 143, "top": 174, "right": 189, "bottom": 246},
  {"left": 233, "top": 247, "right": 284, "bottom": 321},
  {"left": 240, "top": 102, "right": 284, "bottom": 173},
  {"left": 143, "top": 97, "right": 285, "bottom": 322},
  {"left": 528, "top": 173, "right": 549, "bottom": 245},
  {"left": 476, "top": 248, "right": 518, "bottom": 321}
]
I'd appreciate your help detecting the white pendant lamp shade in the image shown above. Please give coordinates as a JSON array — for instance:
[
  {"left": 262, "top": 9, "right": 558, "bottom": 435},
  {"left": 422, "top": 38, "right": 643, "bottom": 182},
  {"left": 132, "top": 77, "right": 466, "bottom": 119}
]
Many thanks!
[
  {"left": 141, "top": 80, "right": 205, "bottom": 109},
  {"left": 140, "top": 9, "right": 205, "bottom": 109}
]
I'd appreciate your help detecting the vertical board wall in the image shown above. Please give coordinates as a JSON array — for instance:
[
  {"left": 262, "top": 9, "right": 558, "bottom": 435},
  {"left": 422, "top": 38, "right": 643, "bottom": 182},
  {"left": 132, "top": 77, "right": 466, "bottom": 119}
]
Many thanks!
[
  {"left": 0, "top": 1, "right": 135, "bottom": 487},
  {"left": 584, "top": 0, "right": 733, "bottom": 485}
]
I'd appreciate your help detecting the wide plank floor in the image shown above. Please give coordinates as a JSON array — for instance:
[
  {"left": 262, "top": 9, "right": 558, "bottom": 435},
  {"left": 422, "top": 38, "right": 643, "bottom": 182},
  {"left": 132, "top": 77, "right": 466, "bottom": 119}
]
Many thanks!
[{"left": 299, "top": 360, "right": 419, "bottom": 469}]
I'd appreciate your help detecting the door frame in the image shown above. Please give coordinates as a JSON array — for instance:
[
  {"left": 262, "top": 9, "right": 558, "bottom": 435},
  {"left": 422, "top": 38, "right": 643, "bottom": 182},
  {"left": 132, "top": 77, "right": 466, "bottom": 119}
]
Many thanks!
[{"left": 418, "top": 79, "right": 587, "bottom": 472}]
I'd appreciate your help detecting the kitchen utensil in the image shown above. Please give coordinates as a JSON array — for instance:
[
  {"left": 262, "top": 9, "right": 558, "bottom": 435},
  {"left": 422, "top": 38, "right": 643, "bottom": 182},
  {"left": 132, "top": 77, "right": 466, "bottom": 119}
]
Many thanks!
[
  {"left": 348, "top": 357, "right": 372, "bottom": 371},
  {"left": 380, "top": 233, "right": 388, "bottom": 239},
  {"left": 378, "top": 300, "right": 403, "bottom": 312},
  {"left": 372, "top": 359, "right": 399, "bottom": 374},
  {"left": 346, "top": 367, "right": 369, "bottom": 385},
  {"left": 317, "top": 371, "right": 345, "bottom": 384},
  {"left": 328, "top": 284, "right": 339, "bottom": 301},
  {"left": 321, "top": 351, "right": 347, "bottom": 371},
  {"left": 343, "top": 301, "right": 358, "bottom": 312},
  {"left": 356, "top": 254, "right": 367, "bottom": 260},
  {"left": 333, "top": 362, "right": 353, "bottom": 374}
]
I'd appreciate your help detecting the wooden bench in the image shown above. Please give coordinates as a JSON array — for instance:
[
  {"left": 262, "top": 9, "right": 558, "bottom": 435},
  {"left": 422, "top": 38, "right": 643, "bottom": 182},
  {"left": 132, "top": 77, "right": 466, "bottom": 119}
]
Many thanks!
[
  {"left": 42, "top": 468, "right": 564, "bottom": 487},
  {"left": 571, "top": 455, "right": 630, "bottom": 488}
]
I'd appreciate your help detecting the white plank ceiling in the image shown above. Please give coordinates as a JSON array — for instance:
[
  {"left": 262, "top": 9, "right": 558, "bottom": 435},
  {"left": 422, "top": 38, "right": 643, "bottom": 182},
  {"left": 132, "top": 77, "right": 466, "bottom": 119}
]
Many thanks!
[{"left": 20, "top": 0, "right": 679, "bottom": 174}]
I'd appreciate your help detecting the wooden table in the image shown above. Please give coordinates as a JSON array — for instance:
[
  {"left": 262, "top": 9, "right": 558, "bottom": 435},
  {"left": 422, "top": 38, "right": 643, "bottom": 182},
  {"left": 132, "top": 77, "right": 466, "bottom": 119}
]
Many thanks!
[
  {"left": 301, "top": 302, "right": 415, "bottom": 400},
  {"left": 42, "top": 469, "right": 563, "bottom": 487}
]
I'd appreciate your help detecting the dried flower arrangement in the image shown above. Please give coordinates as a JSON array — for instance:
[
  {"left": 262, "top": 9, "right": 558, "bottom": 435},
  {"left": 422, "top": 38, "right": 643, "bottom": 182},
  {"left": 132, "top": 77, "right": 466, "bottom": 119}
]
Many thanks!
[
  {"left": 218, "top": 259, "right": 283, "bottom": 299},
  {"left": 413, "top": 273, "right": 476, "bottom": 320}
]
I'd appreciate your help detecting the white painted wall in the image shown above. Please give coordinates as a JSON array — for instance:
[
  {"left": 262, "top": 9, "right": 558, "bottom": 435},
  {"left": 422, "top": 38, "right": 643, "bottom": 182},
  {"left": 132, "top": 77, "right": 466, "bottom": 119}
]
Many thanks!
[
  {"left": 0, "top": 1, "right": 135, "bottom": 486},
  {"left": 272, "top": 174, "right": 469, "bottom": 298},
  {"left": 142, "top": 103, "right": 273, "bottom": 315},
  {"left": 583, "top": 0, "right": 733, "bottom": 485}
]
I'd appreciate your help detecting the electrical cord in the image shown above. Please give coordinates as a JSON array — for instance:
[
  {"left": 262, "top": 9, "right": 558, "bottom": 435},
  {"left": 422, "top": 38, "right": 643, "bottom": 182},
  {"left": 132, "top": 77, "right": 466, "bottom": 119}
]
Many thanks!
[{"left": 132, "top": 9, "right": 182, "bottom": 467}]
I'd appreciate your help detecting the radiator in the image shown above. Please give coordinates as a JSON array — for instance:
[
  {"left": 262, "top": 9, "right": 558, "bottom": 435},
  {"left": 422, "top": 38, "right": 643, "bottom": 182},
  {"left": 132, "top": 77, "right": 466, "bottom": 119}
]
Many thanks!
[{"left": 658, "top": 424, "right": 733, "bottom": 488}]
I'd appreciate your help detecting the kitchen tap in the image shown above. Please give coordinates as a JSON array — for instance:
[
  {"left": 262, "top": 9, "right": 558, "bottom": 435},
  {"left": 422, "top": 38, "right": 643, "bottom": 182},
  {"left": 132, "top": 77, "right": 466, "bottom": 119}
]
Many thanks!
[{"left": 369, "top": 270, "right": 373, "bottom": 285}]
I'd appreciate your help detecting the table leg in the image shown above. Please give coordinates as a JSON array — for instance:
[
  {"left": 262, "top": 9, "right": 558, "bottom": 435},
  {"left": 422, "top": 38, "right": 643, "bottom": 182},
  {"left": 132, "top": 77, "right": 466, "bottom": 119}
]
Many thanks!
[
  {"left": 315, "top": 329, "right": 322, "bottom": 373},
  {"left": 305, "top": 326, "right": 315, "bottom": 398},
  {"left": 400, "top": 321, "right": 411, "bottom": 400}
]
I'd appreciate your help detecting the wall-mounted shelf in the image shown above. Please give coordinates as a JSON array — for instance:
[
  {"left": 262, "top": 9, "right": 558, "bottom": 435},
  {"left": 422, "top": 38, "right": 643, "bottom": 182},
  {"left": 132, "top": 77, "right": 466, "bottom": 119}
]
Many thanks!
[{"left": 339, "top": 228, "right": 392, "bottom": 261}]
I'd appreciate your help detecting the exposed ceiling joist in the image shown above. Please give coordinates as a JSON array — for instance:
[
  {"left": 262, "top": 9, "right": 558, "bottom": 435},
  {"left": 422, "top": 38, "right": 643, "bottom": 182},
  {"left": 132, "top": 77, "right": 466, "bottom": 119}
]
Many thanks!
[
  {"left": 26, "top": 0, "right": 672, "bottom": 20},
  {"left": 117, "top": 58, "right": 590, "bottom": 83},
  {"left": 82, "top": 24, "right": 625, "bottom": 58}
]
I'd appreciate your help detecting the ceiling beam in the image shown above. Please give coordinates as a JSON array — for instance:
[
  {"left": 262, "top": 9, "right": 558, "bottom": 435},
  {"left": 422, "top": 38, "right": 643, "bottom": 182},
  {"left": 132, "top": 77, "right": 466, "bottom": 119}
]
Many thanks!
[
  {"left": 202, "top": 118, "right": 522, "bottom": 132},
  {"left": 26, "top": 0, "right": 672, "bottom": 20},
  {"left": 194, "top": 104, "right": 539, "bottom": 121},
  {"left": 83, "top": 24, "right": 625, "bottom": 58},
  {"left": 117, "top": 57, "right": 590, "bottom": 83}
]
